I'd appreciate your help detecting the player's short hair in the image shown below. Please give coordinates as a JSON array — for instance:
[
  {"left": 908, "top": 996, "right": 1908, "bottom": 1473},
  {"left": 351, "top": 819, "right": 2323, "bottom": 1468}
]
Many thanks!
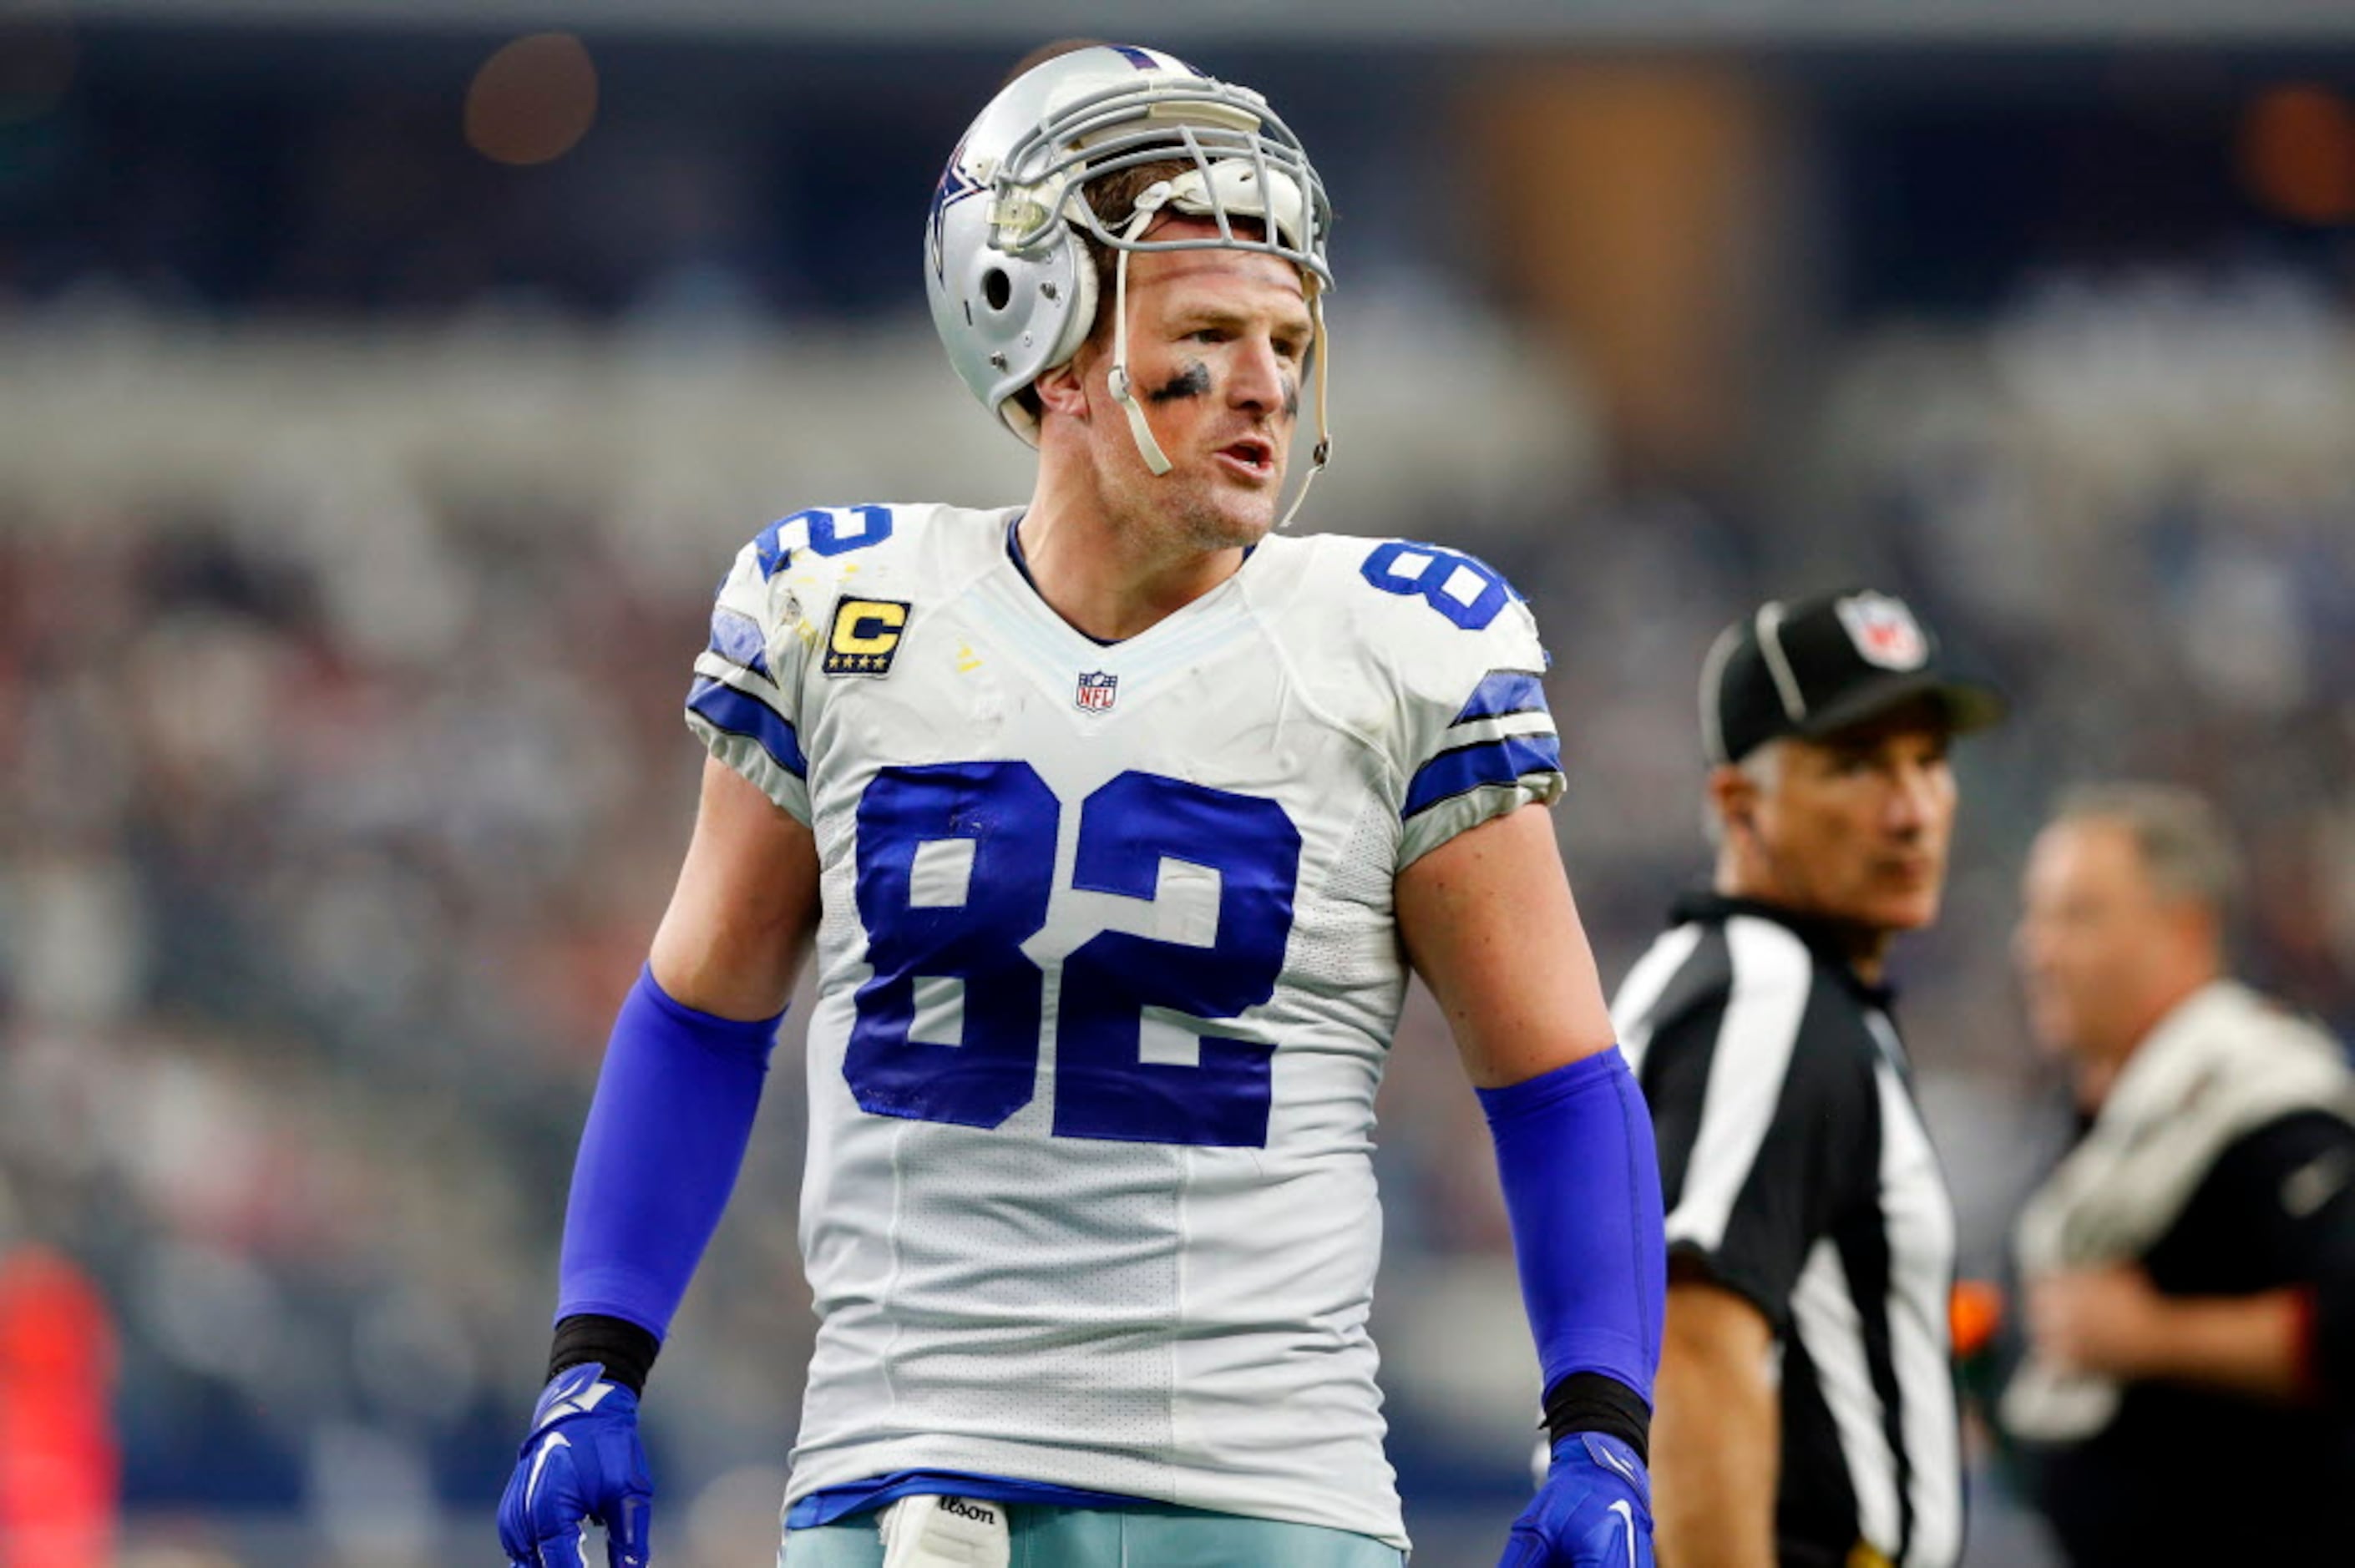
[{"left": 2050, "top": 781, "right": 2243, "bottom": 919}]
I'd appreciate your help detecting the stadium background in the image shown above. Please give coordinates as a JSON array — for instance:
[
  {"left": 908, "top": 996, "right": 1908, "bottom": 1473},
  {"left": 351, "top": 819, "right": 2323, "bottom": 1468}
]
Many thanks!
[{"left": 2, "top": 2, "right": 2352, "bottom": 1562}]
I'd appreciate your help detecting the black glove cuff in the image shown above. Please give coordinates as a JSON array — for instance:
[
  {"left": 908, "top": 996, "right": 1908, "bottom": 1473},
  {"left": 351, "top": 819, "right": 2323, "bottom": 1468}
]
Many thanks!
[
  {"left": 548, "top": 1313, "right": 661, "bottom": 1397},
  {"left": 1542, "top": 1372, "right": 1650, "bottom": 1464}
]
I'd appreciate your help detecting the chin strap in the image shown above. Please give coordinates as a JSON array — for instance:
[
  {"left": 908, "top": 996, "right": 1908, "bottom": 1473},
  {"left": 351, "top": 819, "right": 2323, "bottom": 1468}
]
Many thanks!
[
  {"left": 1106, "top": 187, "right": 1176, "bottom": 477},
  {"left": 1275, "top": 280, "right": 1331, "bottom": 532}
]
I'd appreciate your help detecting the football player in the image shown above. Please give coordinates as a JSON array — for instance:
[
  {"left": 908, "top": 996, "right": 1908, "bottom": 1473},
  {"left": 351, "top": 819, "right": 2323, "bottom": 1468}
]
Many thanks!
[{"left": 498, "top": 43, "right": 1663, "bottom": 1568}]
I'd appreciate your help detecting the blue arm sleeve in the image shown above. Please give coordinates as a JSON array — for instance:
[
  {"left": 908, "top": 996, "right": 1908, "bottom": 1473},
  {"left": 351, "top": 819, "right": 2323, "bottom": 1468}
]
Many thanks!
[
  {"left": 555, "top": 966, "right": 784, "bottom": 1338},
  {"left": 1476, "top": 1047, "right": 1667, "bottom": 1403}
]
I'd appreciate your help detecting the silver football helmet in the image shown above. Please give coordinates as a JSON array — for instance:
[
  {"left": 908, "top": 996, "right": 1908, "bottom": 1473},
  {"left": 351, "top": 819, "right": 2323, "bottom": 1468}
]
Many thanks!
[{"left": 925, "top": 43, "right": 1335, "bottom": 515}]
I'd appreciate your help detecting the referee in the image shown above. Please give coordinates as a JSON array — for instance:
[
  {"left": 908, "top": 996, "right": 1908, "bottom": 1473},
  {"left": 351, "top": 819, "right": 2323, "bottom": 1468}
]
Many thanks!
[{"left": 1617, "top": 589, "right": 2003, "bottom": 1568}]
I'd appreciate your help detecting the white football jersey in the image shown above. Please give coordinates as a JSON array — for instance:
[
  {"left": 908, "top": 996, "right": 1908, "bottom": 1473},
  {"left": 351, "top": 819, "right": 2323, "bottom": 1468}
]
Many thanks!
[{"left": 685, "top": 502, "right": 1565, "bottom": 1549}]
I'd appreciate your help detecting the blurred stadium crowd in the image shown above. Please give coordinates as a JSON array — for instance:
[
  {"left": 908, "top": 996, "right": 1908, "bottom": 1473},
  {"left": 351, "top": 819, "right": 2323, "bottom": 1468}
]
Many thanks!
[{"left": 1, "top": 18, "right": 2352, "bottom": 1566}]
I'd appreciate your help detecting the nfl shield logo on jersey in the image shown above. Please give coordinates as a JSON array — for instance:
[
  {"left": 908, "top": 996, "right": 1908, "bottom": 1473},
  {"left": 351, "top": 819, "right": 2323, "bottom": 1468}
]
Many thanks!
[
  {"left": 1835, "top": 591, "right": 1930, "bottom": 671},
  {"left": 1075, "top": 670, "right": 1118, "bottom": 713}
]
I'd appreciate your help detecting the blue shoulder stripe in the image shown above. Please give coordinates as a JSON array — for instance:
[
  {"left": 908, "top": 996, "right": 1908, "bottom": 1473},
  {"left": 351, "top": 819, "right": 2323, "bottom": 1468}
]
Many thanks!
[
  {"left": 686, "top": 676, "right": 806, "bottom": 780},
  {"left": 706, "top": 607, "right": 772, "bottom": 680},
  {"left": 1403, "top": 733, "right": 1562, "bottom": 820},
  {"left": 753, "top": 518, "right": 793, "bottom": 579},
  {"left": 1453, "top": 669, "right": 1549, "bottom": 726}
]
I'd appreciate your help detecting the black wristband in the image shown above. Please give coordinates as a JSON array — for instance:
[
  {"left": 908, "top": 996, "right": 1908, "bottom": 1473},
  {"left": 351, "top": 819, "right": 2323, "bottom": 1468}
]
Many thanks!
[
  {"left": 548, "top": 1313, "right": 661, "bottom": 1397},
  {"left": 1542, "top": 1372, "right": 1650, "bottom": 1464}
]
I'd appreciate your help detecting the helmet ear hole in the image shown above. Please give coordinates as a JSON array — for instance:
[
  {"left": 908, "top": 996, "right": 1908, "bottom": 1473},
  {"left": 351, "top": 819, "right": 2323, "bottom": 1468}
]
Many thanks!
[{"left": 982, "top": 269, "right": 1013, "bottom": 311}]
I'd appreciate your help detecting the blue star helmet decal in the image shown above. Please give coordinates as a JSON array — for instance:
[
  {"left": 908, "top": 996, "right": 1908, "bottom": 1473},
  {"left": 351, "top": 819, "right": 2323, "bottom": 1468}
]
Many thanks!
[{"left": 929, "top": 134, "right": 983, "bottom": 284}]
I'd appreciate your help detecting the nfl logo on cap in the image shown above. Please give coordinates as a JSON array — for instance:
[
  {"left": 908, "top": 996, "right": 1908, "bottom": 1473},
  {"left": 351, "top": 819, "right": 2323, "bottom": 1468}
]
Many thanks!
[
  {"left": 1835, "top": 591, "right": 1929, "bottom": 671},
  {"left": 1075, "top": 670, "right": 1118, "bottom": 713}
]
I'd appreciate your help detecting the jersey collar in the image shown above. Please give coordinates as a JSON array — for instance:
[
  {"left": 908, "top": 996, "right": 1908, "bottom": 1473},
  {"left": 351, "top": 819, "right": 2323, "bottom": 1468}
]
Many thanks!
[
  {"left": 1003, "top": 511, "right": 1261, "bottom": 650},
  {"left": 1668, "top": 891, "right": 1898, "bottom": 1007}
]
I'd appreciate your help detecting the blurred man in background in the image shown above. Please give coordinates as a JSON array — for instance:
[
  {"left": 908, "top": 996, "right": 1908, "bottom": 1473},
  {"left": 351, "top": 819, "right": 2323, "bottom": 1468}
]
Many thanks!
[
  {"left": 494, "top": 42, "right": 1663, "bottom": 1568},
  {"left": 1616, "top": 589, "right": 2003, "bottom": 1568},
  {"left": 2004, "top": 784, "right": 2355, "bottom": 1565}
]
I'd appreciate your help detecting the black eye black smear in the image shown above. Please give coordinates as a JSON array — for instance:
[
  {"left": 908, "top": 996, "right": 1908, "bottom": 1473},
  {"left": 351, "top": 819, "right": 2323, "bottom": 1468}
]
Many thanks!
[
  {"left": 1282, "top": 377, "right": 1300, "bottom": 420},
  {"left": 1147, "top": 361, "right": 1213, "bottom": 403}
]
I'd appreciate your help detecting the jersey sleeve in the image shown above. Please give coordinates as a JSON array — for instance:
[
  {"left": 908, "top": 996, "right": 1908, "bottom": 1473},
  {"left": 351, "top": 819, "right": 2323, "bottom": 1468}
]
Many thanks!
[
  {"left": 2195, "top": 1110, "right": 2355, "bottom": 1399},
  {"left": 683, "top": 519, "right": 814, "bottom": 824},
  {"left": 1369, "top": 543, "right": 1567, "bottom": 868},
  {"left": 1636, "top": 933, "right": 1873, "bottom": 1333}
]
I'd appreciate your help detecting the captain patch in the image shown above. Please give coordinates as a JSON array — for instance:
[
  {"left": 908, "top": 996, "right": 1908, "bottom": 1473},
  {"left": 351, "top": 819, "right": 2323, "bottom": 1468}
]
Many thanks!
[{"left": 824, "top": 597, "right": 912, "bottom": 676}]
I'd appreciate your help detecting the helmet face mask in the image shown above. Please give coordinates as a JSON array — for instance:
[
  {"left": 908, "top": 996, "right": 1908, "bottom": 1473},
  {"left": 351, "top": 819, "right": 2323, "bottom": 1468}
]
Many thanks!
[{"left": 926, "top": 44, "right": 1334, "bottom": 449}]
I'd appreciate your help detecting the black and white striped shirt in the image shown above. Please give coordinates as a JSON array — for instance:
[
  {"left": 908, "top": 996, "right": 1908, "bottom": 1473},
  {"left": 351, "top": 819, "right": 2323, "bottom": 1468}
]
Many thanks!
[{"left": 1617, "top": 893, "right": 1962, "bottom": 1568}]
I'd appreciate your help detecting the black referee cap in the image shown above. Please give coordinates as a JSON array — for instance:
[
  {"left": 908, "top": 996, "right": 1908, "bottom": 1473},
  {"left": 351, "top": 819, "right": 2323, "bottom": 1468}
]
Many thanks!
[{"left": 1700, "top": 589, "right": 2006, "bottom": 766}]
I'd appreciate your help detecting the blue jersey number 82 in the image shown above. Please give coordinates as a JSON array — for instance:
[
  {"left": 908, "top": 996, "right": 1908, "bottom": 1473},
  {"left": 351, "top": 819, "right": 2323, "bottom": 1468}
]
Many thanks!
[{"left": 843, "top": 763, "right": 1302, "bottom": 1148}]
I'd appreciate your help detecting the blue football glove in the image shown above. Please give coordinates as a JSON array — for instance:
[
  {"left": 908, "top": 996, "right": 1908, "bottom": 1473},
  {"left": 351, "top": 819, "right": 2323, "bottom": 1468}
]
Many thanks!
[
  {"left": 1498, "top": 1432, "right": 1654, "bottom": 1568},
  {"left": 497, "top": 1363, "right": 654, "bottom": 1568}
]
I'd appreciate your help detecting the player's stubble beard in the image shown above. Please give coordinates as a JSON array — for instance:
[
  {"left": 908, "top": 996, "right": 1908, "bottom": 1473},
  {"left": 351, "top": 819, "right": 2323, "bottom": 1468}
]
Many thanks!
[
  {"left": 1111, "top": 366, "right": 1295, "bottom": 559},
  {"left": 1156, "top": 459, "right": 1284, "bottom": 555}
]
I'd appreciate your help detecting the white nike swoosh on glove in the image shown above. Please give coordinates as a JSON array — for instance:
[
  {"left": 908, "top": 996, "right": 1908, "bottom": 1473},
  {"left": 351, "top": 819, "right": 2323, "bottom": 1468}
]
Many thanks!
[
  {"left": 1608, "top": 1499, "right": 1636, "bottom": 1568},
  {"left": 525, "top": 1431, "right": 570, "bottom": 1520}
]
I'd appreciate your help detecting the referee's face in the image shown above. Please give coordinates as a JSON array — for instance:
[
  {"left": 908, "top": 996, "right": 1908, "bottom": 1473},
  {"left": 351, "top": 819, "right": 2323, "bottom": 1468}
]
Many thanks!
[{"left": 1734, "top": 706, "right": 1959, "bottom": 939}]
